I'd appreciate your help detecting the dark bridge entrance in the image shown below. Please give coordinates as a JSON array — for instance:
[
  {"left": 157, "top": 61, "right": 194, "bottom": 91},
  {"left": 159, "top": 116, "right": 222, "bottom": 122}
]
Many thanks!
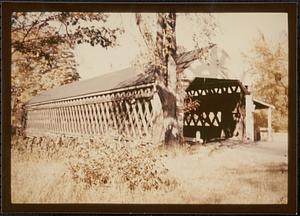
[{"left": 183, "top": 77, "right": 249, "bottom": 142}]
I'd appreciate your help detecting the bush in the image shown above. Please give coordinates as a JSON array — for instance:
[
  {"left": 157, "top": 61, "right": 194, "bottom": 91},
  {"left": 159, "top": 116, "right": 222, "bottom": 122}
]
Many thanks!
[
  {"left": 68, "top": 136, "right": 177, "bottom": 191},
  {"left": 12, "top": 133, "right": 177, "bottom": 192}
]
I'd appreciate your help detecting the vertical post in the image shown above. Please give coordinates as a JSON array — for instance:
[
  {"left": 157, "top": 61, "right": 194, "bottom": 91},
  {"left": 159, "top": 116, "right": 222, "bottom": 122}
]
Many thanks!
[
  {"left": 151, "top": 90, "right": 164, "bottom": 145},
  {"left": 245, "top": 95, "right": 254, "bottom": 141},
  {"left": 267, "top": 107, "right": 272, "bottom": 141}
]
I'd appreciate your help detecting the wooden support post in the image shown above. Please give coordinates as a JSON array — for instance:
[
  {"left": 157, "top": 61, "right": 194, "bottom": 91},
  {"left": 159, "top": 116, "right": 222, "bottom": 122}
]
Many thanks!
[
  {"left": 137, "top": 100, "right": 149, "bottom": 136},
  {"left": 65, "top": 105, "right": 70, "bottom": 134},
  {"left": 99, "top": 102, "right": 108, "bottom": 133},
  {"left": 46, "top": 109, "right": 50, "bottom": 131},
  {"left": 95, "top": 103, "right": 104, "bottom": 134},
  {"left": 125, "top": 101, "right": 137, "bottom": 137},
  {"left": 245, "top": 95, "right": 254, "bottom": 141},
  {"left": 90, "top": 103, "right": 99, "bottom": 134},
  {"left": 76, "top": 104, "right": 85, "bottom": 134},
  {"left": 115, "top": 101, "right": 130, "bottom": 137},
  {"left": 39, "top": 110, "right": 42, "bottom": 132},
  {"left": 63, "top": 105, "right": 69, "bottom": 134},
  {"left": 58, "top": 105, "right": 63, "bottom": 133},
  {"left": 83, "top": 104, "right": 90, "bottom": 134},
  {"left": 132, "top": 102, "right": 143, "bottom": 137},
  {"left": 144, "top": 100, "right": 153, "bottom": 129},
  {"left": 61, "top": 106, "right": 66, "bottom": 133},
  {"left": 108, "top": 101, "right": 117, "bottom": 130},
  {"left": 48, "top": 108, "right": 52, "bottom": 132},
  {"left": 58, "top": 106, "right": 63, "bottom": 133},
  {"left": 54, "top": 107, "right": 58, "bottom": 132},
  {"left": 52, "top": 108, "right": 55, "bottom": 132},
  {"left": 111, "top": 100, "right": 122, "bottom": 133},
  {"left": 73, "top": 105, "right": 80, "bottom": 134},
  {"left": 68, "top": 105, "right": 74, "bottom": 134},
  {"left": 268, "top": 107, "right": 272, "bottom": 141},
  {"left": 36, "top": 110, "right": 39, "bottom": 132},
  {"left": 87, "top": 104, "right": 95, "bottom": 134},
  {"left": 41, "top": 109, "right": 45, "bottom": 132},
  {"left": 151, "top": 92, "right": 164, "bottom": 144},
  {"left": 70, "top": 105, "right": 74, "bottom": 134},
  {"left": 36, "top": 110, "right": 39, "bottom": 131},
  {"left": 103, "top": 102, "right": 113, "bottom": 129}
]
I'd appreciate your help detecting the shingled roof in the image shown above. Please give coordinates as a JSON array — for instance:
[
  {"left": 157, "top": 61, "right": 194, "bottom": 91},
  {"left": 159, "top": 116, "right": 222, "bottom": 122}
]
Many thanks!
[{"left": 27, "top": 67, "right": 155, "bottom": 105}]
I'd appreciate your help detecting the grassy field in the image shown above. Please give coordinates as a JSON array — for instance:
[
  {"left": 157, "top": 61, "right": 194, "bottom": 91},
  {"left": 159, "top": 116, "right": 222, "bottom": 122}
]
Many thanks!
[{"left": 11, "top": 133, "right": 287, "bottom": 204}]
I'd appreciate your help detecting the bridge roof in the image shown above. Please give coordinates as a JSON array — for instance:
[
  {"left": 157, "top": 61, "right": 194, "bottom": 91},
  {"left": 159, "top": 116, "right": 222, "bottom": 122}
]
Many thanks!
[
  {"left": 186, "top": 77, "right": 250, "bottom": 95},
  {"left": 27, "top": 67, "right": 154, "bottom": 105}
]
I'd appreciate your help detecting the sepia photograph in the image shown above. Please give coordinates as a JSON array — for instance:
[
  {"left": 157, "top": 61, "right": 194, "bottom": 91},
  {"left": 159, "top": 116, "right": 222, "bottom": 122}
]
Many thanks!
[{"left": 1, "top": 2, "right": 297, "bottom": 214}]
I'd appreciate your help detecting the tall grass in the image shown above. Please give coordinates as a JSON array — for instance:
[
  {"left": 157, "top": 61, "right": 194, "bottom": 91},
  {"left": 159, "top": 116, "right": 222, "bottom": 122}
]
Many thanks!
[
  {"left": 11, "top": 133, "right": 288, "bottom": 204},
  {"left": 11, "top": 132, "right": 178, "bottom": 201}
]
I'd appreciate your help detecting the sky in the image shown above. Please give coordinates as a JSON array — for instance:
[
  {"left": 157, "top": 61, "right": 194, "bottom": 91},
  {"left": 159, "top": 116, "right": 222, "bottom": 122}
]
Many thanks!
[{"left": 74, "top": 13, "right": 288, "bottom": 85}]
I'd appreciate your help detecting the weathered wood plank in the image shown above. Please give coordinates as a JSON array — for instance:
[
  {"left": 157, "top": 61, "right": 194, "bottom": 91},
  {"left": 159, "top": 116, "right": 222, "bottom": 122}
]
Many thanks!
[
  {"left": 125, "top": 100, "right": 137, "bottom": 137},
  {"left": 83, "top": 104, "right": 91, "bottom": 134},
  {"left": 79, "top": 104, "right": 87, "bottom": 134},
  {"left": 95, "top": 103, "right": 104, "bottom": 134},
  {"left": 88, "top": 103, "right": 96, "bottom": 134},
  {"left": 131, "top": 101, "right": 143, "bottom": 137},
  {"left": 99, "top": 102, "right": 108, "bottom": 133},
  {"left": 137, "top": 99, "right": 149, "bottom": 136}
]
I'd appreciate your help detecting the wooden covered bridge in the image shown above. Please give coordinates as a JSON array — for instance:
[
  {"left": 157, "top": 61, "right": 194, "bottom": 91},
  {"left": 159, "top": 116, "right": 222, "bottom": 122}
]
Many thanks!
[{"left": 24, "top": 67, "right": 273, "bottom": 143}]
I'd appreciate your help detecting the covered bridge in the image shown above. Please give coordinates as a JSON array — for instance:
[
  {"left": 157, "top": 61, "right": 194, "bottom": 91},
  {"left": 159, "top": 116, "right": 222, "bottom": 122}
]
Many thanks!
[{"left": 24, "top": 67, "right": 273, "bottom": 143}]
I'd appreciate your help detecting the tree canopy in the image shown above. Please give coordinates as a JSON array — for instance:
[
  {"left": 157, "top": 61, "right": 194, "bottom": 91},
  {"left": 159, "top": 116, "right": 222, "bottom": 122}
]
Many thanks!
[
  {"left": 11, "top": 12, "right": 123, "bottom": 134},
  {"left": 243, "top": 32, "right": 288, "bottom": 131}
]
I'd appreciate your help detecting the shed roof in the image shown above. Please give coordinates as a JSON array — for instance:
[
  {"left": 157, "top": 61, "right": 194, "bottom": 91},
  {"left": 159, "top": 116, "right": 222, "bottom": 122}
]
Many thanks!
[
  {"left": 27, "top": 67, "right": 154, "bottom": 105},
  {"left": 253, "top": 98, "right": 275, "bottom": 109},
  {"left": 186, "top": 77, "right": 250, "bottom": 94}
]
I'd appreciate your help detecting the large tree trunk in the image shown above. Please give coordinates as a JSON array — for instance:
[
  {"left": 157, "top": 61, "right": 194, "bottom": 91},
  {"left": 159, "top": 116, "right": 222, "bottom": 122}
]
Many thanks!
[
  {"left": 136, "top": 13, "right": 216, "bottom": 145},
  {"left": 153, "top": 13, "right": 179, "bottom": 146}
]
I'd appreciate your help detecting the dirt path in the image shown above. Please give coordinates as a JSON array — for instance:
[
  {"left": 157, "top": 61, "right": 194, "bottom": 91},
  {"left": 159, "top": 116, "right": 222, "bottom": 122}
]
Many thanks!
[{"left": 163, "top": 133, "right": 288, "bottom": 204}]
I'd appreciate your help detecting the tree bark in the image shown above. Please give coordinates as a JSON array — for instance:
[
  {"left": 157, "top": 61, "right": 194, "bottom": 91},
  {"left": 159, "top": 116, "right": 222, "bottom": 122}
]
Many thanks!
[{"left": 136, "top": 13, "right": 216, "bottom": 145}]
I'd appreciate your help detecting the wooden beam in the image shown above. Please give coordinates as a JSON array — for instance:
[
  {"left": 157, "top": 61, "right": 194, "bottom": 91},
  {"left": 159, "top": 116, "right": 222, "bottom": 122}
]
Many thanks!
[
  {"left": 75, "top": 105, "right": 81, "bottom": 134},
  {"left": 268, "top": 107, "right": 272, "bottom": 141},
  {"left": 92, "top": 103, "right": 99, "bottom": 134},
  {"left": 83, "top": 104, "right": 91, "bottom": 134},
  {"left": 131, "top": 101, "right": 143, "bottom": 137},
  {"left": 99, "top": 102, "right": 108, "bottom": 132},
  {"left": 95, "top": 103, "right": 104, "bottom": 134},
  {"left": 87, "top": 104, "right": 95, "bottom": 134},
  {"left": 79, "top": 104, "right": 87, "bottom": 134},
  {"left": 137, "top": 99, "right": 149, "bottom": 136},
  {"left": 125, "top": 101, "right": 137, "bottom": 137},
  {"left": 108, "top": 101, "right": 118, "bottom": 130}
]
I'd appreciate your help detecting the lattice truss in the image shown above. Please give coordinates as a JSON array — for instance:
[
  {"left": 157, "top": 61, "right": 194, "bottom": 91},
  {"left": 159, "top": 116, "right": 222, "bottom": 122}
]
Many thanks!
[
  {"left": 184, "top": 83, "right": 244, "bottom": 128},
  {"left": 184, "top": 112, "right": 222, "bottom": 127},
  {"left": 25, "top": 84, "right": 156, "bottom": 139}
]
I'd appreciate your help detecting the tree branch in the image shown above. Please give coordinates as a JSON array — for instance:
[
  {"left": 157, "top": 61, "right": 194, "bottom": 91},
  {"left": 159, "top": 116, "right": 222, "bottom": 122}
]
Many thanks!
[
  {"left": 135, "top": 13, "right": 155, "bottom": 51},
  {"left": 175, "top": 43, "right": 216, "bottom": 70}
]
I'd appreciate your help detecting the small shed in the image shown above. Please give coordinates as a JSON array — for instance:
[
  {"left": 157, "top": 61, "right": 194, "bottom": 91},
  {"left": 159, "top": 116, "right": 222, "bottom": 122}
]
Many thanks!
[{"left": 252, "top": 98, "right": 275, "bottom": 141}]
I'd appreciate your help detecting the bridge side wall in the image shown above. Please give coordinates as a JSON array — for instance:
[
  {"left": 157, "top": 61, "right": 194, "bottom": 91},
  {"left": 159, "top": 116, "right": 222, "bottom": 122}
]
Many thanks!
[{"left": 25, "top": 84, "right": 157, "bottom": 141}]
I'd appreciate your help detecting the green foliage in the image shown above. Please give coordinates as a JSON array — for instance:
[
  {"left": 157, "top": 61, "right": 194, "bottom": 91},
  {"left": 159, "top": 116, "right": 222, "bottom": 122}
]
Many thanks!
[
  {"left": 11, "top": 12, "right": 123, "bottom": 133},
  {"left": 244, "top": 32, "right": 288, "bottom": 132}
]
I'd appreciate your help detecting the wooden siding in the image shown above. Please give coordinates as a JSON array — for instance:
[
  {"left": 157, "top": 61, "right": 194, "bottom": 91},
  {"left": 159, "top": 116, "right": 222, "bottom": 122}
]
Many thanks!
[{"left": 25, "top": 83, "right": 157, "bottom": 140}]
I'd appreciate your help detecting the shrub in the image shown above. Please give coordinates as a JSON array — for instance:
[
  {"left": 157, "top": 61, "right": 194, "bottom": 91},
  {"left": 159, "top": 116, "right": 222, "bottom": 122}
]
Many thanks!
[{"left": 12, "top": 133, "right": 177, "bottom": 192}]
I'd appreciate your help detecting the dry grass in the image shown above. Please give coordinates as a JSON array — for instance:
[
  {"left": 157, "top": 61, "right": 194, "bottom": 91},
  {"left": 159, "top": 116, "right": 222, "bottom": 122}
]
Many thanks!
[{"left": 11, "top": 133, "right": 288, "bottom": 204}]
